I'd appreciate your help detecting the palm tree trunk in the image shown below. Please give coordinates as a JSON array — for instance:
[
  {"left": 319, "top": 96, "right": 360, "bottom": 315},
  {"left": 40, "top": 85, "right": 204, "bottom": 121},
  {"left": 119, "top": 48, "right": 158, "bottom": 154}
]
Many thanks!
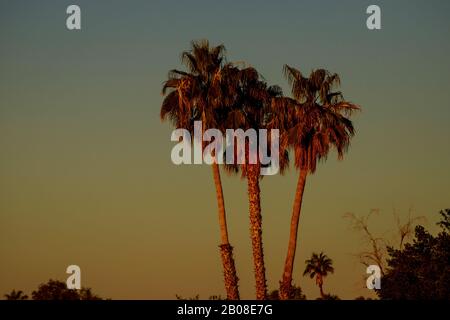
[
  {"left": 279, "top": 169, "right": 308, "bottom": 300},
  {"left": 212, "top": 162, "right": 240, "bottom": 300},
  {"left": 246, "top": 163, "right": 267, "bottom": 300},
  {"left": 319, "top": 283, "right": 325, "bottom": 298}
]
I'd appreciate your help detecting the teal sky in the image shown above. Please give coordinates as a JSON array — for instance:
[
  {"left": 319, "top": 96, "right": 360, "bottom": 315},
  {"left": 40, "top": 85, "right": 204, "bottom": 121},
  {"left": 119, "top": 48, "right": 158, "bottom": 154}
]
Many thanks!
[{"left": 1, "top": 0, "right": 449, "bottom": 299}]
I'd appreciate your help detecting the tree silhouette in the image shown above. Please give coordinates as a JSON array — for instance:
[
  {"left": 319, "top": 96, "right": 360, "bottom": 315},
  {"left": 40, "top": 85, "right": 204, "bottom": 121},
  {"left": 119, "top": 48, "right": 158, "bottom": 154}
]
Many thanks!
[
  {"left": 268, "top": 285, "right": 306, "bottom": 300},
  {"left": 4, "top": 290, "right": 28, "bottom": 300},
  {"left": 31, "top": 279, "right": 102, "bottom": 300},
  {"left": 317, "top": 293, "right": 340, "bottom": 300},
  {"left": 437, "top": 209, "right": 450, "bottom": 231},
  {"left": 303, "top": 252, "right": 335, "bottom": 298},
  {"left": 378, "top": 209, "right": 450, "bottom": 299}
]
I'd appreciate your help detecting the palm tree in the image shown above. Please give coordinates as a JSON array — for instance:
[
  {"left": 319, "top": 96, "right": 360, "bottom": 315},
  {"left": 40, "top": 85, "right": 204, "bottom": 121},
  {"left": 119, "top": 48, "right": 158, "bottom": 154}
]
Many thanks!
[
  {"left": 4, "top": 289, "right": 28, "bottom": 300},
  {"left": 303, "top": 252, "right": 334, "bottom": 298},
  {"left": 161, "top": 40, "right": 240, "bottom": 299},
  {"left": 221, "top": 65, "right": 286, "bottom": 299},
  {"left": 275, "top": 66, "right": 360, "bottom": 299}
]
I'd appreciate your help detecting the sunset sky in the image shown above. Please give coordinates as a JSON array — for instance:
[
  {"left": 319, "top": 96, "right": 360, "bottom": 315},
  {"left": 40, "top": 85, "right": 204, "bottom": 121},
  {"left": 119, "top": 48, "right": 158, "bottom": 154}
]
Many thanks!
[{"left": 1, "top": 0, "right": 449, "bottom": 299}]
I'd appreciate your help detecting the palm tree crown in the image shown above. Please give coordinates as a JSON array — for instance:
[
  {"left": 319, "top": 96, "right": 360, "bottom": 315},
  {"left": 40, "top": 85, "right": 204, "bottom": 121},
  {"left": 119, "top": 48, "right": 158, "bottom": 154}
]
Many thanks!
[
  {"left": 4, "top": 289, "right": 28, "bottom": 300},
  {"left": 161, "top": 39, "right": 227, "bottom": 132},
  {"left": 278, "top": 65, "right": 360, "bottom": 172}
]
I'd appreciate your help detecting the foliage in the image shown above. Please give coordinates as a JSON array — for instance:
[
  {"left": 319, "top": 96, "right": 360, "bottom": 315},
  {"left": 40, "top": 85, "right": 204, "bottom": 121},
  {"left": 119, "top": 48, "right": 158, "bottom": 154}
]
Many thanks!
[
  {"left": 378, "top": 209, "right": 450, "bottom": 300},
  {"left": 303, "top": 252, "right": 334, "bottom": 298},
  {"left": 437, "top": 209, "right": 450, "bottom": 231},
  {"left": 268, "top": 285, "right": 306, "bottom": 300},
  {"left": 31, "top": 279, "right": 102, "bottom": 300},
  {"left": 4, "top": 279, "right": 103, "bottom": 300},
  {"left": 4, "top": 290, "right": 28, "bottom": 300},
  {"left": 175, "top": 294, "right": 223, "bottom": 300},
  {"left": 273, "top": 65, "right": 360, "bottom": 173},
  {"left": 354, "top": 296, "right": 375, "bottom": 300},
  {"left": 316, "top": 294, "right": 340, "bottom": 300},
  {"left": 175, "top": 294, "right": 200, "bottom": 300},
  {"left": 303, "top": 252, "right": 334, "bottom": 281}
]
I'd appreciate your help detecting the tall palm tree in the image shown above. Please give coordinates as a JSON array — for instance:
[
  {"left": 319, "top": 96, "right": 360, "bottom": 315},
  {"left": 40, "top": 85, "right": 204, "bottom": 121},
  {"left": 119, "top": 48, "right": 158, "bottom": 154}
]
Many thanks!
[
  {"left": 221, "top": 66, "right": 286, "bottom": 299},
  {"left": 160, "top": 40, "right": 240, "bottom": 300},
  {"left": 4, "top": 289, "right": 28, "bottom": 300},
  {"left": 275, "top": 65, "right": 360, "bottom": 299},
  {"left": 303, "top": 252, "right": 334, "bottom": 298}
]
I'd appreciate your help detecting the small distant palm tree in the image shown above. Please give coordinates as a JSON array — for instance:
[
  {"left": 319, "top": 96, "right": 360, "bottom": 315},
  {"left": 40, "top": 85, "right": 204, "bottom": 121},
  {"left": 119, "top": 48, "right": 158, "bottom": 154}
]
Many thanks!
[
  {"left": 303, "top": 252, "right": 335, "bottom": 298},
  {"left": 4, "top": 290, "right": 28, "bottom": 300}
]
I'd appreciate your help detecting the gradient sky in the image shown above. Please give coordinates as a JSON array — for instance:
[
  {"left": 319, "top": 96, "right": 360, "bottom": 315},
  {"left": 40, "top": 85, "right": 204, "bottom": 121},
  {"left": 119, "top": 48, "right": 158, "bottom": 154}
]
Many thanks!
[{"left": 1, "top": 0, "right": 449, "bottom": 299}]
